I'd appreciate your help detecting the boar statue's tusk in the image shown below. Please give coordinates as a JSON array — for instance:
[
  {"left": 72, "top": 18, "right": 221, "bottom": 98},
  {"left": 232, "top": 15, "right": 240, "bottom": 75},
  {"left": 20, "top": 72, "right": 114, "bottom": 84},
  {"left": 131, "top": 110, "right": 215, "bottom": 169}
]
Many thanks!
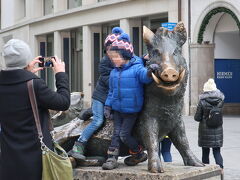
[
  {"left": 152, "top": 72, "right": 161, "bottom": 84},
  {"left": 178, "top": 69, "right": 186, "bottom": 82}
]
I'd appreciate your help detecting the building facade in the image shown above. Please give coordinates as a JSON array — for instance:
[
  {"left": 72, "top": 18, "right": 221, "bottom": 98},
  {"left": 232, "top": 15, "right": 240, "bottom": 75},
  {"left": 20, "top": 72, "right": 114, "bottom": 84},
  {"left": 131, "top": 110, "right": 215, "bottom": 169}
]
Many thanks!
[{"left": 0, "top": 0, "right": 239, "bottom": 115}]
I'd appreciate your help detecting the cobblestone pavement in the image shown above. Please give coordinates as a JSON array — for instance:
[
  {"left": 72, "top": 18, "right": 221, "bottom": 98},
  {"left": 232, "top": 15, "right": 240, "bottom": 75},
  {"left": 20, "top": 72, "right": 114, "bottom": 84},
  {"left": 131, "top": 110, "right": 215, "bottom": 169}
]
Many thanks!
[{"left": 170, "top": 116, "right": 240, "bottom": 180}]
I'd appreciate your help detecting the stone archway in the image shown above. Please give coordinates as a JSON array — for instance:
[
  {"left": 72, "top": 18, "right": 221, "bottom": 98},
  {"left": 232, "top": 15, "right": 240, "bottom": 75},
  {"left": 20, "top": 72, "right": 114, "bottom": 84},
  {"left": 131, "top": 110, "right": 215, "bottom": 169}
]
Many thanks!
[
  {"left": 192, "top": 1, "right": 240, "bottom": 43},
  {"left": 197, "top": 7, "right": 240, "bottom": 44},
  {"left": 190, "top": 3, "right": 240, "bottom": 115}
]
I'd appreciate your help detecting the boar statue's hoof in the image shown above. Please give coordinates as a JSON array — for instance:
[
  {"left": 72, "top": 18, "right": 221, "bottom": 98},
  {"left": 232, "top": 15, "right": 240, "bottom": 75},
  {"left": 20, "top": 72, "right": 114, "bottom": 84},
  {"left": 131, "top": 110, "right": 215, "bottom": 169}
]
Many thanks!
[
  {"left": 184, "top": 153, "right": 205, "bottom": 167},
  {"left": 148, "top": 160, "right": 164, "bottom": 173},
  {"left": 186, "top": 159, "right": 205, "bottom": 167}
]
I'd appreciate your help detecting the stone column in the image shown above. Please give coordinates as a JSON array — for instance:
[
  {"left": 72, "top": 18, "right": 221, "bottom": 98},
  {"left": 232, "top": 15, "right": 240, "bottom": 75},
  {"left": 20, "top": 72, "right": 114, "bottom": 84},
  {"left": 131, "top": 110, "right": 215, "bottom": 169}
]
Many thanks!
[
  {"left": 168, "top": 0, "right": 178, "bottom": 22},
  {"left": 53, "top": 0, "right": 67, "bottom": 13},
  {"left": 181, "top": 0, "right": 190, "bottom": 115},
  {"left": 82, "top": 25, "right": 93, "bottom": 107},
  {"left": 53, "top": 31, "right": 63, "bottom": 90},
  {"left": 82, "top": 0, "right": 96, "bottom": 6},
  {"left": 190, "top": 43, "right": 215, "bottom": 114},
  {"left": 54, "top": 31, "right": 62, "bottom": 58},
  {"left": 30, "top": 1, "right": 43, "bottom": 18},
  {"left": 120, "top": 19, "right": 130, "bottom": 36}
]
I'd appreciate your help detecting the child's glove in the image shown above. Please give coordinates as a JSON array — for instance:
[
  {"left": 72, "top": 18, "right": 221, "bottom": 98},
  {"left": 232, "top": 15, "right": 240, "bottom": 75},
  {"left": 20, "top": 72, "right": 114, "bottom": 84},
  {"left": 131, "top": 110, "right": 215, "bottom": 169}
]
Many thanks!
[
  {"left": 147, "top": 64, "right": 159, "bottom": 77},
  {"left": 104, "top": 106, "right": 112, "bottom": 119},
  {"left": 109, "top": 113, "right": 114, "bottom": 121}
]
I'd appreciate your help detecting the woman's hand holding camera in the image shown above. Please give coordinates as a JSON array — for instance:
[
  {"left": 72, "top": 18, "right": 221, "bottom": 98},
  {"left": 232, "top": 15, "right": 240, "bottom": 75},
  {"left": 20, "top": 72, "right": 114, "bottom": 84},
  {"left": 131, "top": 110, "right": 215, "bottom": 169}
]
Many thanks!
[
  {"left": 26, "top": 56, "right": 65, "bottom": 74},
  {"left": 52, "top": 56, "right": 65, "bottom": 74},
  {"left": 26, "top": 56, "right": 44, "bottom": 73}
]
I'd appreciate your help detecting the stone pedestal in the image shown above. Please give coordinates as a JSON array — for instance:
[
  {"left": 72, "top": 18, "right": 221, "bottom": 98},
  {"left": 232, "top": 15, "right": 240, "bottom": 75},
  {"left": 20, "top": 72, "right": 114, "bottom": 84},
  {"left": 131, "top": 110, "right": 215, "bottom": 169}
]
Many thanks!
[{"left": 73, "top": 162, "right": 221, "bottom": 180}]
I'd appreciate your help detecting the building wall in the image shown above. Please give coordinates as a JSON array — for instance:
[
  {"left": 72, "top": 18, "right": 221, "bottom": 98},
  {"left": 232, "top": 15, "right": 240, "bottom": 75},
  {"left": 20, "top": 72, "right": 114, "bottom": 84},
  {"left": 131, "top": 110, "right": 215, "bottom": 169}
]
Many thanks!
[
  {"left": 1, "top": 0, "right": 238, "bottom": 114},
  {"left": 189, "top": 0, "right": 240, "bottom": 115},
  {"left": 215, "top": 32, "right": 240, "bottom": 59},
  {"left": 0, "top": 0, "right": 180, "bottom": 109}
]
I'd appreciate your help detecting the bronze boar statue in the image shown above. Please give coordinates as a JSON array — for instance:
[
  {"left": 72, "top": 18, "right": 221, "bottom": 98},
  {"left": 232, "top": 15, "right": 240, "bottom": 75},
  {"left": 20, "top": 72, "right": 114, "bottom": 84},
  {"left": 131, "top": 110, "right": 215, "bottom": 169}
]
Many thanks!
[
  {"left": 135, "top": 22, "right": 203, "bottom": 172},
  {"left": 54, "top": 22, "right": 203, "bottom": 172}
]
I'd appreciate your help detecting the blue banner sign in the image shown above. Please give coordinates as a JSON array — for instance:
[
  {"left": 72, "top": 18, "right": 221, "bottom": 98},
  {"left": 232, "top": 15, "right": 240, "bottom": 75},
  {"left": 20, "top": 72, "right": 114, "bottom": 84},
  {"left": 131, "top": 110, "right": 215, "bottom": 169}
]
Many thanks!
[
  {"left": 215, "top": 59, "right": 240, "bottom": 103},
  {"left": 161, "top": 22, "right": 177, "bottom": 31}
]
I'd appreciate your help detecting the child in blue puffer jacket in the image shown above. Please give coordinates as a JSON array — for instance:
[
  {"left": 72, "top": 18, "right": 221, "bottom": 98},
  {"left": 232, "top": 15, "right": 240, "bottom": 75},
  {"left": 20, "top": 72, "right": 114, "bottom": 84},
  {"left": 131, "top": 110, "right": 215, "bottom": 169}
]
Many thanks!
[{"left": 102, "top": 33, "right": 159, "bottom": 170}]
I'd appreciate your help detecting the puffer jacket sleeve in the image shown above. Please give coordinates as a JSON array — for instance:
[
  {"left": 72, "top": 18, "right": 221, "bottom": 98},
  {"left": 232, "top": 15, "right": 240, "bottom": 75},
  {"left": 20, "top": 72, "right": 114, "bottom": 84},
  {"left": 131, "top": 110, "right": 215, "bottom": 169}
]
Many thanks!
[
  {"left": 105, "top": 71, "right": 114, "bottom": 107},
  {"left": 102, "top": 75, "right": 110, "bottom": 89},
  {"left": 135, "top": 64, "right": 152, "bottom": 84},
  {"left": 194, "top": 100, "right": 203, "bottom": 122},
  {"left": 34, "top": 72, "right": 70, "bottom": 111}
]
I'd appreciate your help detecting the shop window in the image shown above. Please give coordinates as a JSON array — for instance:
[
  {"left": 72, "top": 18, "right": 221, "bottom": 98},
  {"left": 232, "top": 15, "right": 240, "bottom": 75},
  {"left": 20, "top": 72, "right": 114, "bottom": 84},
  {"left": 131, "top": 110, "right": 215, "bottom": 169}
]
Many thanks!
[
  {"left": 44, "top": 0, "right": 53, "bottom": 15},
  {"left": 68, "top": 0, "right": 82, "bottom": 9},
  {"left": 70, "top": 28, "right": 83, "bottom": 92},
  {"left": 132, "top": 27, "right": 140, "bottom": 56},
  {"left": 39, "top": 33, "right": 54, "bottom": 90}
]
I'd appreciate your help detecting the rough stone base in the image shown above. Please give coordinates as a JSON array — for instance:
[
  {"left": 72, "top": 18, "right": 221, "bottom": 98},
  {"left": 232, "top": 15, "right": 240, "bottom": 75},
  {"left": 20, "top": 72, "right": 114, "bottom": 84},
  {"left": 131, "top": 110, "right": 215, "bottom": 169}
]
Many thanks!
[{"left": 73, "top": 162, "right": 221, "bottom": 180}]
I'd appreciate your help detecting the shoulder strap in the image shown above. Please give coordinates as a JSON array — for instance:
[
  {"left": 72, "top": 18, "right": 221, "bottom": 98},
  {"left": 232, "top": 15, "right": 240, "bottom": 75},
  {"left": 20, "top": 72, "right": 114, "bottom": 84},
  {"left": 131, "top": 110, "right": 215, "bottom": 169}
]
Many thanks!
[{"left": 27, "top": 80, "right": 43, "bottom": 138}]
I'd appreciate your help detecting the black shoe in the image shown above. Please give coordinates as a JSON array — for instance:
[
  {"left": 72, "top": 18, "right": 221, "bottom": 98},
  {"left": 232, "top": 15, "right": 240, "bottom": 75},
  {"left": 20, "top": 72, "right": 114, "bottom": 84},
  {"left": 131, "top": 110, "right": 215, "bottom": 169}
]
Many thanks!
[
  {"left": 68, "top": 141, "right": 86, "bottom": 160},
  {"left": 124, "top": 152, "right": 147, "bottom": 166}
]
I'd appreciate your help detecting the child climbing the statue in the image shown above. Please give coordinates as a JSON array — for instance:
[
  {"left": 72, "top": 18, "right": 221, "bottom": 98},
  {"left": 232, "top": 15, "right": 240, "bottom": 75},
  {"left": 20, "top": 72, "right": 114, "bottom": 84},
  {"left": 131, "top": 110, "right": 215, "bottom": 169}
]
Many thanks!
[
  {"left": 68, "top": 27, "right": 124, "bottom": 160},
  {"left": 102, "top": 32, "right": 159, "bottom": 170}
]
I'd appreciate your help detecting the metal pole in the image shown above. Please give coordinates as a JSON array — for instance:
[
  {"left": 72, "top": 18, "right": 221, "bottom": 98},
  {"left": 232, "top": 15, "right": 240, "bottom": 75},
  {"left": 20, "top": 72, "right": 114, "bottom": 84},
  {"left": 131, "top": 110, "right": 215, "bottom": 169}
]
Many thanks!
[{"left": 188, "top": 0, "right": 192, "bottom": 114}]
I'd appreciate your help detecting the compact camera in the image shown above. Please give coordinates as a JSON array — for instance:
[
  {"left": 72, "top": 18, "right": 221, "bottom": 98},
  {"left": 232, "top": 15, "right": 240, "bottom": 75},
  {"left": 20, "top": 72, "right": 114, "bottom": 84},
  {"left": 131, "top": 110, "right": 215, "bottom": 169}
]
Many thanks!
[{"left": 39, "top": 57, "right": 54, "bottom": 68}]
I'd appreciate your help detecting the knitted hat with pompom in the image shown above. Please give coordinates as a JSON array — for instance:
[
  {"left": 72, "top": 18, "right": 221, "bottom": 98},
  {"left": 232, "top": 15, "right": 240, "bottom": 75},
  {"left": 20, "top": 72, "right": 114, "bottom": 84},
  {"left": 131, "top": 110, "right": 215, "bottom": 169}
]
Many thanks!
[
  {"left": 203, "top": 78, "right": 217, "bottom": 92},
  {"left": 110, "top": 33, "right": 134, "bottom": 60},
  {"left": 104, "top": 27, "right": 124, "bottom": 48}
]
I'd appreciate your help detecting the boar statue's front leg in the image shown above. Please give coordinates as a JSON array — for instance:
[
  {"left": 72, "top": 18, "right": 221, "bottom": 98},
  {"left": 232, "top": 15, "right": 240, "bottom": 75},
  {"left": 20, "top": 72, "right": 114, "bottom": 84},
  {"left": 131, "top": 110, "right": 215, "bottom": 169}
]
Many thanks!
[{"left": 141, "top": 117, "right": 164, "bottom": 173}]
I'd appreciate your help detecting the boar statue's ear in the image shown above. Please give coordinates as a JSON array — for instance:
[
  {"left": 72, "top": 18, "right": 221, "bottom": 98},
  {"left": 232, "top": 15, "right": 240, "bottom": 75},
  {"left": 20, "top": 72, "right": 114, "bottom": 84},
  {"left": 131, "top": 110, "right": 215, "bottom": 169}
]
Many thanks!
[
  {"left": 143, "top": 26, "right": 155, "bottom": 46},
  {"left": 173, "top": 21, "right": 187, "bottom": 47}
]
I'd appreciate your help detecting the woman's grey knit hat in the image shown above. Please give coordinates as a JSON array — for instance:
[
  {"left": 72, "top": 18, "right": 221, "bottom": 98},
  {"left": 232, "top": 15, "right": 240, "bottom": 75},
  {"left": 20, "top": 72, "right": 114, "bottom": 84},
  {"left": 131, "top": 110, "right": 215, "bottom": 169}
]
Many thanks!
[{"left": 2, "top": 39, "right": 32, "bottom": 69}]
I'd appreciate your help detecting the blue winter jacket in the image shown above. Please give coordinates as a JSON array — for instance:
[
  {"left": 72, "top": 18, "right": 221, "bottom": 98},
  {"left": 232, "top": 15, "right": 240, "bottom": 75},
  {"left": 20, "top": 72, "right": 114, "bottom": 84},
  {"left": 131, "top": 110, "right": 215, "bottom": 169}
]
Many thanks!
[{"left": 105, "top": 56, "right": 152, "bottom": 113}]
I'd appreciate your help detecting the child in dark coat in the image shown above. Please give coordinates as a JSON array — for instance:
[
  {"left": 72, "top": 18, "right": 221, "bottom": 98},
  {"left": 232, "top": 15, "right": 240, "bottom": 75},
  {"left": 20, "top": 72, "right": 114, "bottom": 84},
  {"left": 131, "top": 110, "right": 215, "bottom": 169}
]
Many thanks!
[
  {"left": 102, "top": 33, "right": 159, "bottom": 170},
  {"left": 68, "top": 27, "right": 124, "bottom": 160}
]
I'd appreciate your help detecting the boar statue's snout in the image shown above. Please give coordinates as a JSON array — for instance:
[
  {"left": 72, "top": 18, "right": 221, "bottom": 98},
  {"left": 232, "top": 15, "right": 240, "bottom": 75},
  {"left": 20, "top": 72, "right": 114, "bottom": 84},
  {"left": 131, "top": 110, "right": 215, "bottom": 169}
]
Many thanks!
[{"left": 160, "top": 68, "right": 179, "bottom": 82}]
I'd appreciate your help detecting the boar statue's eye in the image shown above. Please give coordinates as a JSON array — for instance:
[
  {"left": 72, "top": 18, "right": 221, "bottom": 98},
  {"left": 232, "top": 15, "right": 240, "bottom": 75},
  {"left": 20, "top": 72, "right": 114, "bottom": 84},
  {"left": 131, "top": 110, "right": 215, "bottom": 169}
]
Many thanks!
[{"left": 152, "top": 49, "right": 161, "bottom": 56}]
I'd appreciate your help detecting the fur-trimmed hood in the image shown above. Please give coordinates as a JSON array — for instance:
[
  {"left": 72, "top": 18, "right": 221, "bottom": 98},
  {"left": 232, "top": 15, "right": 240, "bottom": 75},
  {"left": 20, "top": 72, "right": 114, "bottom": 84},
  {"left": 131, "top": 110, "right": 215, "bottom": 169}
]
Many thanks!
[{"left": 199, "top": 89, "right": 225, "bottom": 106}]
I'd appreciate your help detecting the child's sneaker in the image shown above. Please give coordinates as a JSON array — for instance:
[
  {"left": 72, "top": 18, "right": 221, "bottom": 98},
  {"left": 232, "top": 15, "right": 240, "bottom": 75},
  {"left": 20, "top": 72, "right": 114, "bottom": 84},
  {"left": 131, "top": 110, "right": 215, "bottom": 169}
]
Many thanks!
[
  {"left": 102, "top": 157, "right": 118, "bottom": 170},
  {"left": 124, "top": 146, "right": 148, "bottom": 166},
  {"left": 102, "top": 148, "right": 119, "bottom": 170},
  {"left": 68, "top": 141, "right": 86, "bottom": 160}
]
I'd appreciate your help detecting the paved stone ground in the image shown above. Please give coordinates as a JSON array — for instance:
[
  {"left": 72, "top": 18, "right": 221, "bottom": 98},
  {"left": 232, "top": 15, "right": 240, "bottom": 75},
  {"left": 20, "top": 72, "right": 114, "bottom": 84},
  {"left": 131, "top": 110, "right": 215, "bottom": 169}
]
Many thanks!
[{"left": 169, "top": 116, "right": 240, "bottom": 180}]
